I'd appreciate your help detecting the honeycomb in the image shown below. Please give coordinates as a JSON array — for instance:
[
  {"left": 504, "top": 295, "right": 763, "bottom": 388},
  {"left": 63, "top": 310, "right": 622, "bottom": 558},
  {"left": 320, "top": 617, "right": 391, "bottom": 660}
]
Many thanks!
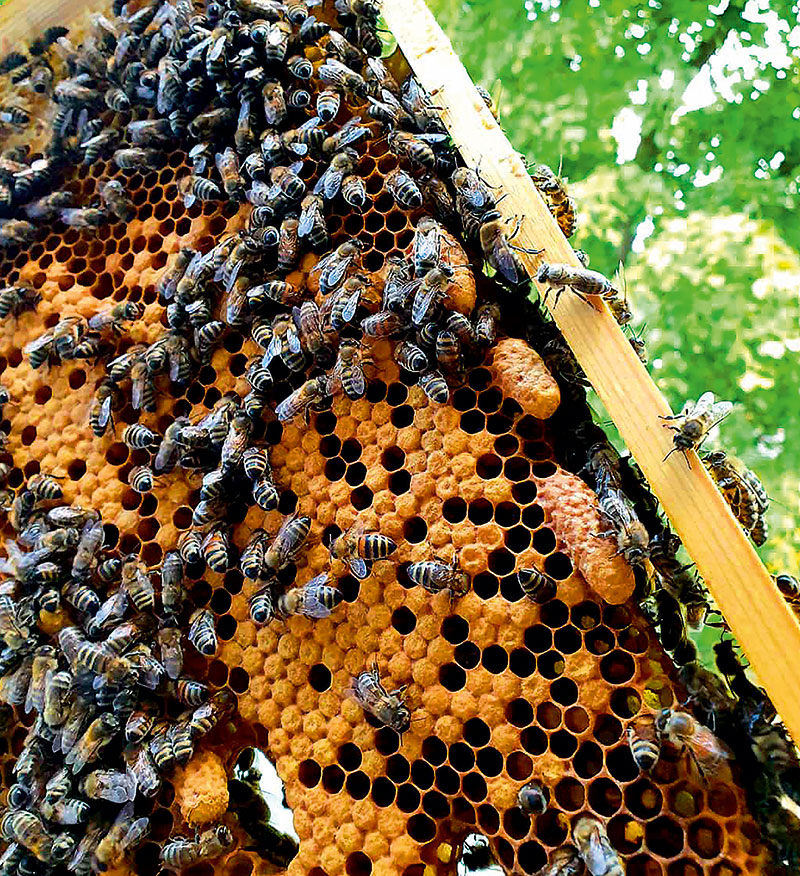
[{"left": 0, "top": 1, "right": 774, "bottom": 875}]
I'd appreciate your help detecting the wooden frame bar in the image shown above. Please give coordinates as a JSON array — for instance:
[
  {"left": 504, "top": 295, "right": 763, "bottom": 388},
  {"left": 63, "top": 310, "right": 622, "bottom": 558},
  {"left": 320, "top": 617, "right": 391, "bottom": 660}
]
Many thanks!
[{"left": 382, "top": 0, "right": 800, "bottom": 741}]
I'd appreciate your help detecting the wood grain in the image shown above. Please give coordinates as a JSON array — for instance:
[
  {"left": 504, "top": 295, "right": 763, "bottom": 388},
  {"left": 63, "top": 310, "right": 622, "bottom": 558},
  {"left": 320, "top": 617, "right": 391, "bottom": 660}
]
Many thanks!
[{"left": 383, "top": 0, "right": 800, "bottom": 742}]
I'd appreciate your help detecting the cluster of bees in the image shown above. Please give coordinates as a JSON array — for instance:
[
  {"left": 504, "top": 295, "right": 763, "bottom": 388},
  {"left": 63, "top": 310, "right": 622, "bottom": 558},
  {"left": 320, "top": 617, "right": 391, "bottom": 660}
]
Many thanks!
[{"left": 0, "top": 470, "right": 240, "bottom": 874}]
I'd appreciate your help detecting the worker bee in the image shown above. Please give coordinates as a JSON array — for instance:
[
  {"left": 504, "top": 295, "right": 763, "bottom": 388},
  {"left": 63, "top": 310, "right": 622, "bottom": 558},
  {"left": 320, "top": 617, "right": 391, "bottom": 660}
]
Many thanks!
[
  {"left": 80, "top": 769, "right": 137, "bottom": 804},
  {"left": 202, "top": 527, "right": 230, "bottom": 573},
  {"left": 407, "top": 555, "right": 470, "bottom": 599},
  {"left": 388, "top": 129, "right": 436, "bottom": 171},
  {"left": 395, "top": 340, "right": 428, "bottom": 373},
  {"left": 92, "top": 802, "right": 150, "bottom": 872},
  {"left": 661, "top": 392, "right": 733, "bottom": 466},
  {"left": 187, "top": 688, "right": 236, "bottom": 739},
  {"left": 0, "top": 810, "right": 72, "bottom": 863},
  {"left": 0, "top": 285, "right": 41, "bottom": 318},
  {"left": 517, "top": 567, "right": 557, "bottom": 603},
  {"left": 127, "top": 465, "right": 155, "bottom": 494},
  {"left": 71, "top": 517, "right": 104, "bottom": 580},
  {"left": 518, "top": 780, "right": 549, "bottom": 815},
  {"left": 277, "top": 216, "right": 300, "bottom": 273},
  {"left": 130, "top": 359, "right": 156, "bottom": 412},
  {"left": 418, "top": 369, "right": 450, "bottom": 404},
  {"left": 265, "top": 514, "right": 312, "bottom": 574},
  {"left": 536, "top": 262, "right": 618, "bottom": 307},
  {"left": 627, "top": 713, "right": 661, "bottom": 771},
  {"left": 241, "top": 529, "right": 269, "bottom": 580},
  {"left": 252, "top": 477, "right": 279, "bottom": 512},
  {"left": 213, "top": 147, "right": 245, "bottom": 201},
  {"left": 318, "top": 57, "right": 367, "bottom": 96},
  {"left": 159, "top": 550, "right": 184, "bottom": 616},
  {"left": 114, "top": 147, "right": 164, "bottom": 170},
  {"left": 412, "top": 266, "right": 453, "bottom": 326},
  {"left": 538, "top": 847, "right": 587, "bottom": 876},
  {"left": 97, "top": 179, "right": 136, "bottom": 223},
  {"left": 276, "top": 573, "right": 343, "bottom": 619},
  {"left": 160, "top": 825, "right": 234, "bottom": 871},
  {"left": 596, "top": 488, "right": 650, "bottom": 565},
  {"left": 530, "top": 163, "right": 577, "bottom": 238},
  {"left": 294, "top": 300, "right": 335, "bottom": 368},
  {"left": 65, "top": 712, "right": 119, "bottom": 774},
  {"left": 298, "top": 194, "right": 329, "bottom": 249},
  {"left": 249, "top": 583, "right": 275, "bottom": 624},
  {"left": 175, "top": 677, "right": 209, "bottom": 707},
  {"left": 188, "top": 608, "right": 217, "bottom": 656},
  {"left": 312, "top": 238, "right": 364, "bottom": 294},
  {"left": 349, "top": 663, "right": 411, "bottom": 735},
  {"left": 480, "top": 212, "right": 539, "bottom": 286},
  {"left": 330, "top": 338, "right": 371, "bottom": 400},
  {"left": 385, "top": 167, "right": 423, "bottom": 208},
  {"left": 275, "top": 376, "right": 331, "bottom": 423},
  {"left": 121, "top": 555, "right": 154, "bottom": 612},
  {"left": 122, "top": 423, "right": 158, "bottom": 450},
  {"left": 361, "top": 309, "right": 407, "bottom": 338},
  {"left": 315, "top": 148, "right": 359, "bottom": 201},
  {"left": 703, "top": 450, "right": 768, "bottom": 545},
  {"left": 220, "top": 412, "right": 252, "bottom": 473},
  {"left": 316, "top": 88, "right": 341, "bottom": 122},
  {"left": 157, "top": 623, "right": 183, "bottom": 681},
  {"left": 656, "top": 708, "right": 733, "bottom": 781},
  {"left": 0, "top": 218, "right": 34, "bottom": 248},
  {"left": 628, "top": 325, "right": 647, "bottom": 364},
  {"left": 341, "top": 173, "right": 368, "bottom": 210},
  {"left": 572, "top": 816, "right": 623, "bottom": 876},
  {"left": 329, "top": 521, "right": 397, "bottom": 579},
  {"left": 412, "top": 215, "right": 444, "bottom": 276}
]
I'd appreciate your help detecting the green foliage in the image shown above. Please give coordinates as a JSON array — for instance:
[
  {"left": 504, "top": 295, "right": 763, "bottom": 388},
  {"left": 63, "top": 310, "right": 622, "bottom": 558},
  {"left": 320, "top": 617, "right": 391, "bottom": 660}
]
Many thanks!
[{"left": 427, "top": 0, "right": 800, "bottom": 568}]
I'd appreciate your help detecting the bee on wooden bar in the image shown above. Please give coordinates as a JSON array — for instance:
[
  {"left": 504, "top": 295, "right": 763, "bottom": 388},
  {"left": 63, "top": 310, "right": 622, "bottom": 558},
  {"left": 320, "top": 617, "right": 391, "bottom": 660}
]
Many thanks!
[
  {"left": 661, "top": 391, "right": 733, "bottom": 467},
  {"left": 703, "top": 450, "right": 769, "bottom": 545},
  {"left": 530, "top": 163, "right": 577, "bottom": 238},
  {"left": 349, "top": 662, "right": 411, "bottom": 735}
]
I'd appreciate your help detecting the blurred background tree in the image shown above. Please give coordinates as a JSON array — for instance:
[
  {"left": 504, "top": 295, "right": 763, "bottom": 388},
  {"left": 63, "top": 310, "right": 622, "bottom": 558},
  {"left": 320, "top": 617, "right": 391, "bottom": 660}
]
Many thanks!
[{"left": 427, "top": 0, "right": 800, "bottom": 572}]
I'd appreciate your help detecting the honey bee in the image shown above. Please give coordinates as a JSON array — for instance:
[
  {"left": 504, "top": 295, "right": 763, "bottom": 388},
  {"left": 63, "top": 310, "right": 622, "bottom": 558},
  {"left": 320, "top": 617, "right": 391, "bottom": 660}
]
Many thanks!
[
  {"left": 385, "top": 167, "right": 423, "bottom": 208},
  {"left": 97, "top": 179, "right": 135, "bottom": 222},
  {"left": 349, "top": 662, "right": 411, "bottom": 735},
  {"left": 187, "top": 689, "right": 236, "bottom": 739},
  {"left": 294, "top": 300, "right": 335, "bottom": 368},
  {"left": 480, "top": 212, "right": 539, "bottom": 286},
  {"left": 71, "top": 517, "right": 104, "bottom": 580},
  {"left": 451, "top": 168, "right": 497, "bottom": 237},
  {"left": 661, "top": 392, "right": 733, "bottom": 466},
  {"left": 318, "top": 57, "right": 367, "bottom": 97},
  {"left": 530, "top": 163, "right": 577, "bottom": 238},
  {"left": 627, "top": 713, "right": 661, "bottom": 771},
  {"left": 158, "top": 623, "right": 183, "bottom": 680},
  {"left": 572, "top": 816, "right": 623, "bottom": 876},
  {"left": 0, "top": 219, "right": 35, "bottom": 248},
  {"left": 188, "top": 608, "right": 217, "bottom": 656},
  {"left": 65, "top": 712, "right": 119, "bottom": 774},
  {"left": 176, "top": 677, "right": 209, "bottom": 706},
  {"left": 597, "top": 488, "right": 650, "bottom": 565},
  {"left": 92, "top": 802, "right": 150, "bottom": 872},
  {"left": 658, "top": 708, "right": 734, "bottom": 782},
  {"left": 247, "top": 279, "right": 303, "bottom": 311},
  {"left": 178, "top": 530, "right": 204, "bottom": 566},
  {"left": 249, "top": 583, "right": 275, "bottom": 624},
  {"left": 361, "top": 309, "right": 407, "bottom": 338},
  {"left": 329, "top": 521, "right": 397, "bottom": 579},
  {"left": 114, "top": 147, "right": 164, "bottom": 170},
  {"left": 418, "top": 369, "right": 449, "bottom": 404},
  {"left": 341, "top": 173, "right": 368, "bottom": 209},
  {"left": 80, "top": 769, "right": 137, "bottom": 804},
  {"left": 298, "top": 193, "right": 329, "bottom": 249},
  {"left": 1, "top": 810, "right": 72, "bottom": 863},
  {"left": 388, "top": 129, "right": 436, "bottom": 171},
  {"left": 703, "top": 450, "right": 769, "bottom": 545},
  {"left": 628, "top": 326, "right": 647, "bottom": 364},
  {"left": 122, "top": 423, "right": 158, "bottom": 450},
  {"left": 120, "top": 555, "right": 154, "bottom": 613},
  {"left": 241, "top": 529, "right": 269, "bottom": 580},
  {"left": 776, "top": 573, "right": 800, "bottom": 607},
  {"left": 539, "top": 846, "right": 587, "bottom": 876},
  {"left": 127, "top": 117, "right": 173, "bottom": 147},
  {"left": 312, "top": 238, "right": 364, "bottom": 294},
  {"left": 24, "top": 190, "right": 74, "bottom": 221},
  {"left": 407, "top": 555, "right": 470, "bottom": 599},
  {"left": 536, "top": 262, "right": 618, "bottom": 307},
  {"left": 276, "top": 573, "right": 343, "bottom": 619},
  {"left": 508, "top": 570, "right": 555, "bottom": 610},
  {"left": 275, "top": 376, "right": 331, "bottom": 423},
  {"left": 42, "top": 670, "right": 72, "bottom": 727},
  {"left": 124, "top": 741, "right": 161, "bottom": 797},
  {"left": 202, "top": 527, "right": 230, "bottom": 573},
  {"left": 315, "top": 148, "right": 358, "bottom": 201},
  {"left": 25, "top": 645, "right": 57, "bottom": 715},
  {"left": 215, "top": 147, "right": 245, "bottom": 201},
  {"left": 0, "top": 285, "right": 41, "bottom": 318},
  {"left": 128, "top": 464, "right": 154, "bottom": 494},
  {"left": 412, "top": 266, "right": 453, "bottom": 327},
  {"left": 265, "top": 514, "right": 312, "bottom": 573},
  {"left": 130, "top": 358, "right": 156, "bottom": 412},
  {"left": 160, "top": 825, "right": 234, "bottom": 871},
  {"left": 395, "top": 340, "right": 428, "bottom": 373},
  {"left": 220, "top": 412, "right": 252, "bottom": 474},
  {"left": 277, "top": 216, "right": 300, "bottom": 273},
  {"left": 517, "top": 780, "right": 549, "bottom": 815},
  {"left": 330, "top": 338, "right": 371, "bottom": 400}
]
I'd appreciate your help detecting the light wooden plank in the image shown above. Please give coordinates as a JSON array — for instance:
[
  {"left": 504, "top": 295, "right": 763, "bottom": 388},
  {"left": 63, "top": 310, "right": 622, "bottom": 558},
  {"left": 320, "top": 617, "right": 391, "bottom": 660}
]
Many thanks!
[{"left": 382, "top": 0, "right": 800, "bottom": 741}]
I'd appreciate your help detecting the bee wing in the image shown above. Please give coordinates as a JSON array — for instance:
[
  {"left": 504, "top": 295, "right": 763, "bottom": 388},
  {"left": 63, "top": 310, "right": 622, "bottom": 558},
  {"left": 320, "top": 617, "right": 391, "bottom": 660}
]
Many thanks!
[
  {"left": 24, "top": 330, "right": 54, "bottom": 355},
  {"left": 710, "top": 400, "right": 733, "bottom": 422},
  {"left": 323, "top": 254, "right": 352, "bottom": 290},
  {"left": 318, "top": 166, "right": 345, "bottom": 200},
  {"left": 286, "top": 326, "right": 302, "bottom": 354},
  {"left": 341, "top": 286, "right": 361, "bottom": 323},
  {"left": 348, "top": 557, "right": 369, "bottom": 579},
  {"left": 491, "top": 236, "right": 523, "bottom": 285},
  {"left": 275, "top": 389, "right": 299, "bottom": 421},
  {"left": 412, "top": 281, "right": 439, "bottom": 326},
  {"left": 297, "top": 203, "right": 317, "bottom": 237},
  {"left": 414, "top": 228, "right": 439, "bottom": 267},
  {"left": 226, "top": 280, "right": 248, "bottom": 325}
]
